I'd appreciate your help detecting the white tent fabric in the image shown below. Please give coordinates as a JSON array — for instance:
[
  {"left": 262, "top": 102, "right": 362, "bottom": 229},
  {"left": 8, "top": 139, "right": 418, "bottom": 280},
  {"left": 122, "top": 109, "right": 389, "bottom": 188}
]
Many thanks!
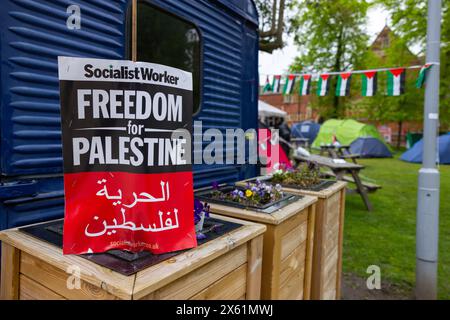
[{"left": 258, "top": 100, "right": 287, "bottom": 119}]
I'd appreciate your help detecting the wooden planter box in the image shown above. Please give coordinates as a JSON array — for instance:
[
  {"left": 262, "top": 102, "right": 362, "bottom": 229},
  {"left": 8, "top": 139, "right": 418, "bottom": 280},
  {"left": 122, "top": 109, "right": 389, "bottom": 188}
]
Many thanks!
[
  {"left": 0, "top": 214, "right": 265, "bottom": 300},
  {"left": 205, "top": 195, "right": 317, "bottom": 300},
  {"left": 238, "top": 178, "right": 346, "bottom": 300}
]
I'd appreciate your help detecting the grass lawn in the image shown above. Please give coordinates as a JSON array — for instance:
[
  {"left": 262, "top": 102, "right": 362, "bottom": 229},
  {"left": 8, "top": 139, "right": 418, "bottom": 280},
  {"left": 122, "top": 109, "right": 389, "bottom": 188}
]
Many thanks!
[{"left": 342, "top": 153, "right": 450, "bottom": 299}]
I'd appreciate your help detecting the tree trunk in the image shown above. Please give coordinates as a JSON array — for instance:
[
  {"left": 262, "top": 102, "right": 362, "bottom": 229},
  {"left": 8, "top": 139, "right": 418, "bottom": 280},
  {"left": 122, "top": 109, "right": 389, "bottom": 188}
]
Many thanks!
[
  {"left": 332, "top": 27, "right": 344, "bottom": 117},
  {"left": 397, "top": 120, "right": 403, "bottom": 149}
]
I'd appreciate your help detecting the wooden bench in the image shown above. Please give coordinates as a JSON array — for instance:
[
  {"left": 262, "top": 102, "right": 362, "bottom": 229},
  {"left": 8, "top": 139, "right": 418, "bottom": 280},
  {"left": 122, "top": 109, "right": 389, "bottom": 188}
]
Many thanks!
[
  {"left": 321, "top": 170, "right": 381, "bottom": 193},
  {"left": 294, "top": 154, "right": 375, "bottom": 211}
]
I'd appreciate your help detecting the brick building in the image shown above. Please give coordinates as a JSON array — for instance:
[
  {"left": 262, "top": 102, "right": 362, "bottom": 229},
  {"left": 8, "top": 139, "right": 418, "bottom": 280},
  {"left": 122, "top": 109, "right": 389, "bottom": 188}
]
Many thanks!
[{"left": 259, "top": 93, "right": 317, "bottom": 125}]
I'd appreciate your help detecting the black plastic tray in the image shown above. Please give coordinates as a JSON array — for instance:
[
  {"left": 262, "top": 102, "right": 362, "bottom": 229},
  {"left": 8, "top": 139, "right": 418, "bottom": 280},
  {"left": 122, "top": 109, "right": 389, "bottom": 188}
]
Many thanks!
[
  {"left": 245, "top": 177, "right": 337, "bottom": 192},
  {"left": 195, "top": 185, "right": 302, "bottom": 214},
  {"left": 20, "top": 218, "right": 242, "bottom": 276}
]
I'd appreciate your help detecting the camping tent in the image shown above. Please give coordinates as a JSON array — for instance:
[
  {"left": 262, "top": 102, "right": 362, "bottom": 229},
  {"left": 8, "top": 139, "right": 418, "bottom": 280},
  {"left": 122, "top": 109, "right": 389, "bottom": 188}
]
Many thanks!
[
  {"left": 291, "top": 121, "right": 321, "bottom": 144},
  {"left": 350, "top": 137, "right": 392, "bottom": 158},
  {"left": 312, "top": 119, "right": 386, "bottom": 148},
  {"left": 400, "top": 134, "right": 450, "bottom": 164}
]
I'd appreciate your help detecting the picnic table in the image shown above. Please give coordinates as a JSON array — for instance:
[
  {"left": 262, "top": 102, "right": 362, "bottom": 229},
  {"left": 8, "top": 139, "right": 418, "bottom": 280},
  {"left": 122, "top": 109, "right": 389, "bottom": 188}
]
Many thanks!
[
  {"left": 291, "top": 137, "right": 310, "bottom": 150},
  {"left": 293, "top": 154, "right": 379, "bottom": 211},
  {"left": 319, "top": 145, "right": 360, "bottom": 164}
]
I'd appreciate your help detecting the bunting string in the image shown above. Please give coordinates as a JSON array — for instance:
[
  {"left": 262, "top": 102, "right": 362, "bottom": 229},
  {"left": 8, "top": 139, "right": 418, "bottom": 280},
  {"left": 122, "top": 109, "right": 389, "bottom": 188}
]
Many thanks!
[{"left": 261, "top": 63, "right": 437, "bottom": 97}]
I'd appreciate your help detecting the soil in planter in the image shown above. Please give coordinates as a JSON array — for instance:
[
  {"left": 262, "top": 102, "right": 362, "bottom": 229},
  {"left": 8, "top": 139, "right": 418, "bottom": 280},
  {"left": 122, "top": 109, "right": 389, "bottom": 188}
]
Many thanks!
[
  {"left": 246, "top": 177, "right": 337, "bottom": 192},
  {"left": 195, "top": 185, "right": 301, "bottom": 214},
  {"left": 20, "top": 218, "right": 242, "bottom": 276},
  {"left": 274, "top": 179, "right": 337, "bottom": 192}
]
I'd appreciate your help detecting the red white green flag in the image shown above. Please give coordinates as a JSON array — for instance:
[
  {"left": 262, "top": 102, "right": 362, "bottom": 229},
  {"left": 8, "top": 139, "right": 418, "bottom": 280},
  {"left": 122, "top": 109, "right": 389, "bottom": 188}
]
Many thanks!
[
  {"left": 262, "top": 76, "right": 272, "bottom": 93},
  {"left": 283, "top": 75, "right": 297, "bottom": 95},
  {"left": 387, "top": 68, "right": 406, "bottom": 96},
  {"left": 361, "top": 71, "right": 378, "bottom": 96},
  {"left": 299, "top": 74, "right": 311, "bottom": 96},
  {"left": 335, "top": 72, "right": 352, "bottom": 97},
  {"left": 272, "top": 75, "right": 281, "bottom": 93},
  {"left": 416, "top": 64, "right": 432, "bottom": 88},
  {"left": 316, "top": 74, "right": 330, "bottom": 96}
]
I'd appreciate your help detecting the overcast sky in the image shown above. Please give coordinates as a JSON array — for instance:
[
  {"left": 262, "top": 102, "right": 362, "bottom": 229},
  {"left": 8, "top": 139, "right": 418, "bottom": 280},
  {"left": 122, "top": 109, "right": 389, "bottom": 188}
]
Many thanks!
[{"left": 259, "top": 6, "right": 391, "bottom": 77}]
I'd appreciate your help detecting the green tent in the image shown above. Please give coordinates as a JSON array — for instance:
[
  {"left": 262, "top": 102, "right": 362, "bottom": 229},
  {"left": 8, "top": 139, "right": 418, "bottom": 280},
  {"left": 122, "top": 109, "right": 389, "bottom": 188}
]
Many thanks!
[{"left": 312, "top": 119, "right": 386, "bottom": 148}]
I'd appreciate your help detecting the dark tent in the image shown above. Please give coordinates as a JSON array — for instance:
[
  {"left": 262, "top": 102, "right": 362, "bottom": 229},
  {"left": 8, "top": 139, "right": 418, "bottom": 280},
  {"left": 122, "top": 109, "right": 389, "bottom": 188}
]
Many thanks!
[
  {"left": 400, "top": 134, "right": 450, "bottom": 164},
  {"left": 349, "top": 137, "right": 392, "bottom": 158},
  {"left": 291, "top": 121, "right": 321, "bottom": 144}
]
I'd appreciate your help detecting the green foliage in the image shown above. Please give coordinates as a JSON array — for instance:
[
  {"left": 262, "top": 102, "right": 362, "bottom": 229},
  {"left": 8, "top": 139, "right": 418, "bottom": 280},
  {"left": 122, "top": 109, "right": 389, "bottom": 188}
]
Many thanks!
[
  {"left": 270, "top": 164, "right": 321, "bottom": 187},
  {"left": 352, "top": 36, "right": 424, "bottom": 124},
  {"left": 375, "top": 0, "right": 450, "bottom": 126},
  {"left": 288, "top": 0, "right": 371, "bottom": 118}
]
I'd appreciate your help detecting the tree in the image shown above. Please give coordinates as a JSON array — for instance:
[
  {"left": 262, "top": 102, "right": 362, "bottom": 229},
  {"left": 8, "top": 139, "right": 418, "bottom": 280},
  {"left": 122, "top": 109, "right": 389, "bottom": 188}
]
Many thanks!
[
  {"left": 256, "top": 0, "right": 288, "bottom": 53},
  {"left": 288, "top": 0, "right": 370, "bottom": 118},
  {"left": 353, "top": 35, "right": 425, "bottom": 148},
  {"left": 375, "top": 0, "right": 450, "bottom": 127}
]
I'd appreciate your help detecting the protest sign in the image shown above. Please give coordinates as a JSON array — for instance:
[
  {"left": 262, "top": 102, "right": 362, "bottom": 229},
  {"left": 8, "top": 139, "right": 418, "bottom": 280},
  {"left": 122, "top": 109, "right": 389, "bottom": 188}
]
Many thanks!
[{"left": 58, "top": 57, "right": 196, "bottom": 254}]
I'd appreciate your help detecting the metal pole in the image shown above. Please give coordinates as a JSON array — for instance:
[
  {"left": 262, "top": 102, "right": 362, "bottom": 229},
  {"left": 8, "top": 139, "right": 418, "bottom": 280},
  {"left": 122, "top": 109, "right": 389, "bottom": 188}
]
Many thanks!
[{"left": 416, "top": 0, "right": 441, "bottom": 300}]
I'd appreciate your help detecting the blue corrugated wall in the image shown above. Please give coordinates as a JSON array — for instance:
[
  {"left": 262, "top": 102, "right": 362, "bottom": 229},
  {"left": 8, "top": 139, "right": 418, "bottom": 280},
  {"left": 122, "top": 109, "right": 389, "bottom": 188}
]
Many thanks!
[{"left": 0, "top": 0, "right": 259, "bottom": 230}]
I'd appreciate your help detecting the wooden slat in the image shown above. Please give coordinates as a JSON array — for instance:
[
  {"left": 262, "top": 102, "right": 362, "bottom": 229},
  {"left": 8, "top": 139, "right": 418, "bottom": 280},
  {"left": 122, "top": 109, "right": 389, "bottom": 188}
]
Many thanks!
[
  {"left": 142, "top": 245, "right": 247, "bottom": 300},
  {"left": 190, "top": 264, "right": 247, "bottom": 300},
  {"left": 310, "top": 199, "right": 325, "bottom": 300},
  {"left": 279, "top": 243, "right": 306, "bottom": 287},
  {"left": 303, "top": 204, "right": 315, "bottom": 300},
  {"left": 279, "top": 244, "right": 306, "bottom": 300},
  {"left": 260, "top": 224, "right": 281, "bottom": 299},
  {"left": 133, "top": 215, "right": 265, "bottom": 300},
  {"left": 0, "top": 230, "right": 134, "bottom": 299},
  {"left": 323, "top": 249, "right": 339, "bottom": 277},
  {"left": 20, "top": 252, "right": 118, "bottom": 300},
  {"left": 336, "top": 189, "right": 346, "bottom": 299},
  {"left": 246, "top": 235, "right": 263, "bottom": 300},
  {"left": 19, "top": 274, "right": 65, "bottom": 300},
  {"left": 0, "top": 242, "right": 20, "bottom": 300},
  {"left": 280, "top": 220, "right": 307, "bottom": 261},
  {"left": 208, "top": 195, "right": 317, "bottom": 225}
]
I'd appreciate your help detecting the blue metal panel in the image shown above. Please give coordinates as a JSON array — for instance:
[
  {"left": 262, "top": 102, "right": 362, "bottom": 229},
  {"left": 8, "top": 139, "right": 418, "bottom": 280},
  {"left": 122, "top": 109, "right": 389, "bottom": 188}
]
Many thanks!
[
  {"left": 0, "top": 0, "right": 128, "bottom": 176},
  {"left": 147, "top": 0, "right": 259, "bottom": 187},
  {"left": 0, "top": 0, "right": 259, "bottom": 229},
  {"left": 0, "top": 0, "right": 129, "bottom": 228}
]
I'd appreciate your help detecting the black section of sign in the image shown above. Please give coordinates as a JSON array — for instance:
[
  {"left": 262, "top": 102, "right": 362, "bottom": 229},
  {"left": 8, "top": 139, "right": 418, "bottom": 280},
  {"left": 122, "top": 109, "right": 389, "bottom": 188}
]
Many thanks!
[{"left": 60, "top": 81, "right": 193, "bottom": 174}]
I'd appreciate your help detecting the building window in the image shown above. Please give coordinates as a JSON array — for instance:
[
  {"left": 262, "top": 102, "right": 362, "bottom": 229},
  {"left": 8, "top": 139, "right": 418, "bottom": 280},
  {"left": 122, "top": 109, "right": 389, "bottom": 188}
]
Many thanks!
[{"left": 135, "top": 2, "right": 201, "bottom": 113}]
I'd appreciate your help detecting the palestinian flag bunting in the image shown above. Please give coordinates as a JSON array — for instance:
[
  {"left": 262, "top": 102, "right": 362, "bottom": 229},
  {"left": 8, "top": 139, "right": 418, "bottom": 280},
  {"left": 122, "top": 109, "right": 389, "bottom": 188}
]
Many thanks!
[
  {"left": 361, "top": 71, "right": 378, "bottom": 96},
  {"left": 336, "top": 72, "right": 352, "bottom": 97},
  {"left": 283, "top": 75, "right": 297, "bottom": 95},
  {"left": 416, "top": 64, "right": 432, "bottom": 88},
  {"left": 317, "top": 74, "right": 330, "bottom": 96},
  {"left": 299, "top": 74, "right": 312, "bottom": 96},
  {"left": 272, "top": 75, "right": 281, "bottom": 93},
  {"left": 387, "top": 68, "right": 406, "bottom": 96},
  {"left": 262, "top": 76, "right": 272, "bottom": 93}
]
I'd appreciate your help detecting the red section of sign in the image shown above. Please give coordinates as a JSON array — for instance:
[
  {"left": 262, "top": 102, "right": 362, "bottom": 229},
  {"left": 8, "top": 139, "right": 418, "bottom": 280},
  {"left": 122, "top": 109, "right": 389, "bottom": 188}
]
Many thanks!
[{"left": 62, "top": 171, "right": 196, "bottom": 254}]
